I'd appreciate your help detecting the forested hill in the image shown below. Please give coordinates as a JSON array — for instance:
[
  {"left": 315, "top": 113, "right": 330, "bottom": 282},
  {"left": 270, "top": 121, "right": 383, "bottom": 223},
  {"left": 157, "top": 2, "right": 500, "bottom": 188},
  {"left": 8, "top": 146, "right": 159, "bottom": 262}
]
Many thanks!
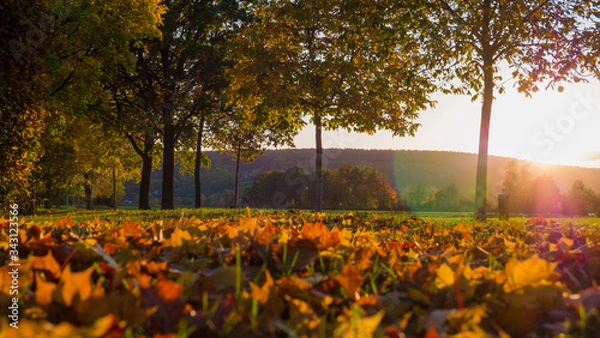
[
  {"left": 206, "top": 149, "right": 600, "bottom": 198},
  {"left": 131, "top": 149, "right": 600, "bottom": 207}
]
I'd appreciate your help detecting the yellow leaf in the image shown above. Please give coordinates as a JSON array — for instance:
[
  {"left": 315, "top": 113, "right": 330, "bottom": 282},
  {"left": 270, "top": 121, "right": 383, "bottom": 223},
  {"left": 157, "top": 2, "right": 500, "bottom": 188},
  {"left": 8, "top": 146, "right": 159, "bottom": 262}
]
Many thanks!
[
  {"left": 240, "top": 216, "right": 258, "bottom": 235},
  {"left": 277, "top": 227, "right": 290, "bottom": 244},
  {"left": 434, "top": 263, "right": 455, "bottom": 290},
  {"left": 85, "top": 314, "right": 116, "bottom": 337},
  {"left": 163, "top": 228, "right": 192, "bottom": 247},
  {"left": 503, "top": 255, "right": 556, "bottom": 293},
  {"left": 335, "top": 310, "right": 385, "bottom": 338}
]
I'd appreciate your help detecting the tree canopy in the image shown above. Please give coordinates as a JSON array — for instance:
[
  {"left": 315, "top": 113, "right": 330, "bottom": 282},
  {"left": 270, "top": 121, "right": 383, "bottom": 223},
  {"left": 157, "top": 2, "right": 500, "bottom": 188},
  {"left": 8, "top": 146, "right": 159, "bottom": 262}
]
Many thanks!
[
  {"left": 408, "top": 0, "right": 598, "bottom": 220},
  {"left": 229, "top": 0, "right": 437, "bottom": 210}
]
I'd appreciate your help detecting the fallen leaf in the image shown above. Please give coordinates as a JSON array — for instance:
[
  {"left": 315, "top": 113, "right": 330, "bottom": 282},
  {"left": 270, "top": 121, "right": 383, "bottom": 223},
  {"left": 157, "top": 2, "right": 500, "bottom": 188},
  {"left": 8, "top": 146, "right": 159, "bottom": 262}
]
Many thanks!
[
  {"left": 35, "top": 274, "right": 56, "bottom": 306},
  {"left": 335, "top": 309, "right": 385, "bottom": 338},
  {"left": 54, "top": 264, "right": 95, "bottom": 306},
  {"left": 163, "top": 228, "right": 192, "bottom": 247},
  {"left": 503, "top": 255, "right": 556, "bottom": 293},
  {"left": 334, "top": 262, "right": 363, "bottom": 297},
  {"left": 433, "top": 263, "right": 455, "bottom": 290}
]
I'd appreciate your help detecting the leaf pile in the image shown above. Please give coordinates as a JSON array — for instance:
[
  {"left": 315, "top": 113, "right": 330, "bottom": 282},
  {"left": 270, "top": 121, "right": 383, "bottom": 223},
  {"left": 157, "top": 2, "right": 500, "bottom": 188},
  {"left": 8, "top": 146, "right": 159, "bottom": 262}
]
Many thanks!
[{"left": 1, "top": 212, "right": 600, "bottom": 337}]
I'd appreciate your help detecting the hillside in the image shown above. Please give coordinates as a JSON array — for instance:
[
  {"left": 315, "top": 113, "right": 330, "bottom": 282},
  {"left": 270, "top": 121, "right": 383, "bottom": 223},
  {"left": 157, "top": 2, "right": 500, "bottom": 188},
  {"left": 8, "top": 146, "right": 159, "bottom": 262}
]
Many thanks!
[{"left": 126, "top": 149, "right": 600, "bottom": 206}]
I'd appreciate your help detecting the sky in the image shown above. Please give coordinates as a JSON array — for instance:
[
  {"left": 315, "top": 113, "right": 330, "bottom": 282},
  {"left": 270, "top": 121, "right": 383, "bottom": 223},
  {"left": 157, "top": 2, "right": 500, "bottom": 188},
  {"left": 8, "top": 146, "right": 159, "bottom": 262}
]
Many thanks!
[{"left": 290, "top": 78, "right": 600, "bottom": 168}]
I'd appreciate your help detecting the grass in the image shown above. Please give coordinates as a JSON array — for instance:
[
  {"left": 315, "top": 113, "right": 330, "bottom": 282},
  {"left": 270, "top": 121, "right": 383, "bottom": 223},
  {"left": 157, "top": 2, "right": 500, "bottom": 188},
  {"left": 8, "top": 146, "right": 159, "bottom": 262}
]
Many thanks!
[{"left": 25, "top": 206, "right": 600, "bottom": 228}]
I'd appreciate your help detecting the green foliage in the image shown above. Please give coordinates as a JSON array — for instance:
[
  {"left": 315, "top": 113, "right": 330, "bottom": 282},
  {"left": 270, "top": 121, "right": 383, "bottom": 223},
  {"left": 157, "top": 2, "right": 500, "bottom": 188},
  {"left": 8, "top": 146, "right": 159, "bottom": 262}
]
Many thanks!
[
  {"left": 401, "top": 182, "right": 472, "bottom": 212},
  {"left": 45, "top": 0, "right": 165, "bottom": 108},
  {"left": 243, "top": 165, "right": 398, "bottom": 210},
  {"left": 114, "top": 0, "right": 250, "bottom": 209},
  {"left": 229, "top": 0, "right": 437, "bottom": 210},
  {"left": 231, "top": 0, "right": 435, "bottom": 130},
  {"left": 564, "top": 180, "right": 599, "bottom": 216},
  {"left": 37, "top": 114, "right": 141, "bottom": 209}
]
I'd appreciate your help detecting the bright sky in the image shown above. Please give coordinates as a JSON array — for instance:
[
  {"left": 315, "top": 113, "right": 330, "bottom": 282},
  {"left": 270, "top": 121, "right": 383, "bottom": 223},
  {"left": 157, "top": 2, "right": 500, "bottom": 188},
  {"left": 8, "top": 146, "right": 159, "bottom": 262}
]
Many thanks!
[{"left": 291, "top": 79, "right": 600, "bottom": 168}]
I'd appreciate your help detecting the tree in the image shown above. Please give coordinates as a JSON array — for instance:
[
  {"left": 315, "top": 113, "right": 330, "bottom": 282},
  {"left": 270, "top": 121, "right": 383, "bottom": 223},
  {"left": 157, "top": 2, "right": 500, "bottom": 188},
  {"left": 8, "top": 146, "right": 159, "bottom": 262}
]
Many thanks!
[
  {"left": 243, "top": 166, "right": 312, "bottom": 209},
  {"left": 37, "top": 114, "right": 139, "bottom": 209},
  {"left": 501, "top": 160, "right": 533, "bottom": 214},
  {"left": 243, "top": 165, "right": 398, "bottom": 210},
  {"left": 429, "top": 183, "right": 471, "bottom": 211},
  {"left": 0, "top": 0, "right": 165, "bottom": 211},
  {"left": 564, "top": 180, "right": 597, "bottom": 216},
  {"left": 412, "top": 0, "right": 591, "bottom": 220},
  {"left": 402, "top": 181, "right": 435, "bottom": 211},
  {"left": 332, "top": 165, "right": 398, "bottom": 210},
  {"left": 101, "top": 82, "right": 161, "bottom": 210},
  {"left": 229, "top": 0, "right": 435, "bottom": 210},
  {"left": 207, "top": 105, "right": 298, "bottom": 208},
  {"left": 0, "top": 0, "right": 50, "bottom": 211},
  {"left": 118, "top": 0, "right": 247, "bottom": 210}
]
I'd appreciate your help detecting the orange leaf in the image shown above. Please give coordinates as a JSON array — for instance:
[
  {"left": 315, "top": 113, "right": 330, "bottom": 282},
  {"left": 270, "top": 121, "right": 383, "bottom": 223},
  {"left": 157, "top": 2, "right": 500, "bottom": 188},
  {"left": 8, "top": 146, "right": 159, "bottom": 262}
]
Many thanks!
[
  {"left": 55, "top": 265, "right": 94, "bottom": 306},
  {"left": 424, "top": 327, "right": 440, "bottom": 338},
  {"left": 120, "top": 219, "right": 144, "bottom": 237},
  {"left": 154, "top": 279, "right": 182, "bottom": 304},
  {"left": 143, "top": 261, "right": 168, "bottom": 275},
  {"left": 318, "top": 230, "right": 340, "bottom": 250},
  {"left": 353, "top": 247, "right": 375, "bottom": 271},
  {"left": 279, "top": 275, "right": 314, "bottom": 296},
  {"left": 55, "top": 216, "right": 74, "bottom": 229},
  {"left": 29, "top": 251, "right": 61, "bottom": 280},
  {"left": 163, "top": 228, "right": 192, "bottom": 247},
  {"left": 35, "top": 274, "right": 56, "bottom": 306},
  {"left": 334, "top": 262, "right": 363, "bottom": 297},
  {"left": 255, "top": 221, "right": 277, "bottom": 246},
  {"left": 239, "top": 216, "right": 258, "bottom": 235},
  {"left": 301, "top": 221, "right": 340, "bottom": 250},
  {"left": 251, "top": 270, "right": 275, "bottom": 304},
  {"left": 250, "top": 271, "right": 284, "bottom": 314},
  {"left": 301, "top": 221, "right": 327, "bottom": 241},
  {"left": 103, "top": 242, "right": 120, "bottom": 255}
]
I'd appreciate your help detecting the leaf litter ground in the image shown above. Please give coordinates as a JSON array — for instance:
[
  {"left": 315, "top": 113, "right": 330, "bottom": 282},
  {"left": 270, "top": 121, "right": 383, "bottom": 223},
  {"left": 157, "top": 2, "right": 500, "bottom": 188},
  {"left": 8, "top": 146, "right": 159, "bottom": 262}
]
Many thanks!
[{"left": 1, "top": 210, "right": 600, "bottom": 337}]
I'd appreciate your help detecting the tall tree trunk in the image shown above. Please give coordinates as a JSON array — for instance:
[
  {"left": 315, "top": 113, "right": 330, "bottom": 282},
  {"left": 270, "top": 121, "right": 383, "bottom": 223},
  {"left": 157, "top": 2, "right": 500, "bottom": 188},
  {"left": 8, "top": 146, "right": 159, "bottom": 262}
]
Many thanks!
[
  {"left": 162, "top": 111, "right": 175, "bottom": 210},
  {"left": 194, "top": 116, "right": 205, "bottom": 209},
  {"left": 234, "top": 140, "right": 241, "bottom": 208},
  {"left": 139, "top": 152, "right": 153, "bottom": 210},
  {"left": 315, "top": 115, "right": 323, "bottom": 211},
  {"left": 84, "top": 172, "right": 94, "bottom": 210},
  {"left": 474, "top": 56, "right": 494, "bottom": 221},
  {"left": 125, "top": 131, "right": 155, "bottom": 210}
]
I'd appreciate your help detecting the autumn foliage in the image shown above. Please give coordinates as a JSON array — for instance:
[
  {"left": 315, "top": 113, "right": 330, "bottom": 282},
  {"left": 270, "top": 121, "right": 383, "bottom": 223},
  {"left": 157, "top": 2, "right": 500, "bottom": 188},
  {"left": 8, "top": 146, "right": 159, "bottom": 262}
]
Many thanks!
[{"left": 2, "top": 211, "right": 600, "bottom": 337}]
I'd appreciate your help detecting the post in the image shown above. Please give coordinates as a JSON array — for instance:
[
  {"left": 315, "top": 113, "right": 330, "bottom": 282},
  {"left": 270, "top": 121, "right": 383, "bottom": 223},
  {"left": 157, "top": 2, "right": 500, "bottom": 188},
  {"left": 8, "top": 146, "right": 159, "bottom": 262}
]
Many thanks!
[{"left": 498, "top": 194, "right": 509, "bottom": 220}]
